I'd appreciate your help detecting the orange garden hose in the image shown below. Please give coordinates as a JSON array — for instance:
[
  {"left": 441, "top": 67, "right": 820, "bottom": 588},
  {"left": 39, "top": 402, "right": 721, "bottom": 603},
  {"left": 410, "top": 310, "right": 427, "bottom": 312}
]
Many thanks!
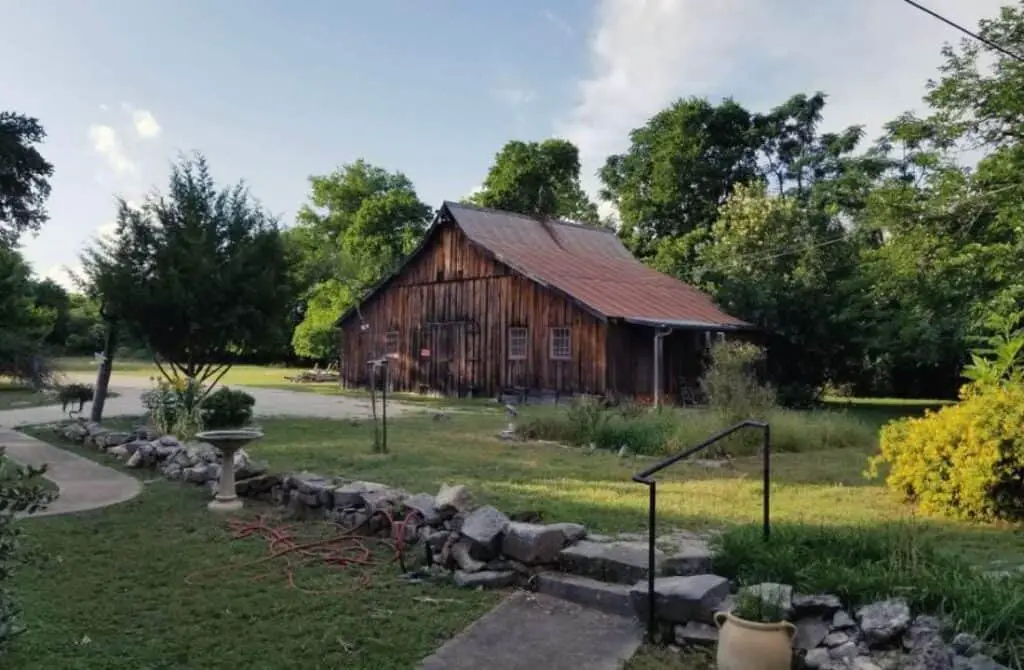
[{"left": 185, "top": 509, "right": 422, "bottom": 595}]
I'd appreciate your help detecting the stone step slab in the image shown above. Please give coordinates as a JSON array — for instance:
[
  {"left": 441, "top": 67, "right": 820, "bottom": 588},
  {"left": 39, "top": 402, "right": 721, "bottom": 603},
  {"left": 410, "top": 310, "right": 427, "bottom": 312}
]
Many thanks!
[
  {"left": 535, "top": 572, "right": 634, "bottom": 618},
  {"left": 558, "top": 537, "right": 713, "bottom": 585},
  {"left": 628, "top": 574, "right": 731, "bottom": 624}
]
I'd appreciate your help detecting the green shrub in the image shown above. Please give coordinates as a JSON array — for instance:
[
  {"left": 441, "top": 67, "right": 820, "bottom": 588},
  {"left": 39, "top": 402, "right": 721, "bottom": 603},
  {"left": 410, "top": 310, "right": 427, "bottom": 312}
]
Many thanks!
[
  {"left": 141, "top": 377, "right": 204, "bottom": 440},
  {"left": 700, "top": 340, "right": 776, "bottom": 421},
  {"left": 870, "top": 384, "right": 1024, "bottom": 521},
  {"left": 201, "top": 387, "right": 255, "bottom": 429},
  {"left": 0, "top": 452, "right": 53, "bottom": 653},
  {"left": 712, "top": 523, "right": 1024, "bottom": 664}
]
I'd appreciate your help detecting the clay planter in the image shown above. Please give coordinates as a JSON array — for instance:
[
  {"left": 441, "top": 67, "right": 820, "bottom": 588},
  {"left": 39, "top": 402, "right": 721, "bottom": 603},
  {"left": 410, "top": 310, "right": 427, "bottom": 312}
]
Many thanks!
[{"left": 714, "top": 611, "right": 796, "bottom": 670}]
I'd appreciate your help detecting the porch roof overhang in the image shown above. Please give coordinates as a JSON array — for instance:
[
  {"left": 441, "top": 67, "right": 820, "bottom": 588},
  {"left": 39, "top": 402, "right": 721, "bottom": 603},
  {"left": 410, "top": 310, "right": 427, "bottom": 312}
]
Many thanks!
[{"left": 621, "top": 316, "right": 755, "bottom": 331}]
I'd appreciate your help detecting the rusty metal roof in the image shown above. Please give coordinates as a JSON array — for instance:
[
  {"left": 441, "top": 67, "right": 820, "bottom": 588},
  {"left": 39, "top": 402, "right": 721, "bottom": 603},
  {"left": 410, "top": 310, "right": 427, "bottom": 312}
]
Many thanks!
[{"left": 444, "top": 202, "right": 748, "bottom": 329}]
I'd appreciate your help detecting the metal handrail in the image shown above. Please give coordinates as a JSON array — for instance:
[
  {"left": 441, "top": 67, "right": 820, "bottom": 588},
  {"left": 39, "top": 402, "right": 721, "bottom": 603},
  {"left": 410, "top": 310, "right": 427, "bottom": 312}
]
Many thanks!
[{"left": 631, "top": 420, "right": 771, "bottom": 639}]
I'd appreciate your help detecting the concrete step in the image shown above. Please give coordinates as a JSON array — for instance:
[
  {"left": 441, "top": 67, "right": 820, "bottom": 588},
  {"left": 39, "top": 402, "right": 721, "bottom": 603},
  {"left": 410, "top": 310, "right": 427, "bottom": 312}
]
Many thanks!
[
  {"left": 535, "top": 572, "right": 635, "bottom": 618},
  {"left": 558, "top": 535, "right": 713, "bottom": 585}
]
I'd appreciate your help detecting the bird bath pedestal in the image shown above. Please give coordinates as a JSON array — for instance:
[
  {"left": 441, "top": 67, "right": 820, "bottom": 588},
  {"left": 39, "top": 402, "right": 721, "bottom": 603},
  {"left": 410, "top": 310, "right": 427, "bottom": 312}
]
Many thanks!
[{"left": 196, "top": 429, "right": 264, "bottom": 513}]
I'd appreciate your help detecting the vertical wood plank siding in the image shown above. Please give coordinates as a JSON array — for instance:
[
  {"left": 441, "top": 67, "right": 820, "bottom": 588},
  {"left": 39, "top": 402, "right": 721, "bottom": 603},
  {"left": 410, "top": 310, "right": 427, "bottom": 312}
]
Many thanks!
[{"left": 338, "top": 223, "right": 607, "bottom": 397}]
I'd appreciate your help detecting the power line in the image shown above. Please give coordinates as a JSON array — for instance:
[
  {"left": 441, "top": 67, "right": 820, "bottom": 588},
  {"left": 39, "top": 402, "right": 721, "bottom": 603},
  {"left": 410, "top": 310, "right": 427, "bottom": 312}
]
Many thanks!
[{"left": 900, "top": 0, "right": 1024, "bottom": 64}]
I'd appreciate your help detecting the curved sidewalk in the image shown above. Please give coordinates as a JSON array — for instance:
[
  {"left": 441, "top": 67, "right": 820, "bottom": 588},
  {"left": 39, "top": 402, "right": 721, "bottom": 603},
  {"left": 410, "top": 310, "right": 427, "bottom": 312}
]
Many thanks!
[{"left": 0, "top": 429, "right": 142, "bottom": 517}]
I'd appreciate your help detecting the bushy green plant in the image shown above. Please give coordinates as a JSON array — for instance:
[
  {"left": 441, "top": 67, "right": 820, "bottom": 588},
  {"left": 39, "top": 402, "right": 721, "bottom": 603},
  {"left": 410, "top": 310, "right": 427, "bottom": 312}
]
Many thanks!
[
  {"left": 731, "top": 588, "right": 788, "bottom": 623},
  {"left": 141, "top": 377, "right": 204, "bottom": 440},
  {"left": 871, "top": 311, "right": 1024, "bottom": 521},
  {"left": 0, "top": 451, "right": 53, "bottom": 653},
  {"left": 564, "top": 396, "right": 611, "bottom": 445},
  {"left": 200, "top": 387, "right": 255, "bottom": 429},
  {"left": 713, "top": 523, "right": 1024, "bottom": 664},
  {"left": 870, "top": 384, "right": 1024, "bottom": 521},
  {"left": 700, "top": 340, "right": 777, "bottom": 421}
]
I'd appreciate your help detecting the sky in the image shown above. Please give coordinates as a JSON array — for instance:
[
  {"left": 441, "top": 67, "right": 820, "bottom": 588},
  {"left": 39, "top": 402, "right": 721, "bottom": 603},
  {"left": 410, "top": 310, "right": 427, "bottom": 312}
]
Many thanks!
[{"left": 2, "top": 0, "right": 1008, "bottom": 290}]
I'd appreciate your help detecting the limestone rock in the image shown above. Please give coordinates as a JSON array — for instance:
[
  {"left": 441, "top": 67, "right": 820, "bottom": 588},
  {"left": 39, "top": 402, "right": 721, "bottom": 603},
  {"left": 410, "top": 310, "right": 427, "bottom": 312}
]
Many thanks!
[
  {"left": 292, "top": 473, "right": 334, "bottom": 496},
  {"left": 961, "top": 656, "right": 1009, "bottom": 670},
  {"left": 403, "top": 493, "right": 441, "bottom": 525},
  {"left": 904, "top": 636, "right": 953, "bottom": 670},
  {"left": 359, "top": 487, "right": 407, "bottom": 514},
  {"left": 333, "top": 481, "right": 388, "bottom": 508},
  {"left": 629, "top": 574, "right": 730, "bottom": 624},
  {"left": 435, "top": 483, "right": 472, "bottom": 514},
  {"left": 96, "top": 431, "right": 132, "bottom": 449},
  {"left": 806, "top": 647, "right": 831, "bottom": 669},
  {"left": 793, "top": 593, "right": 843, "bottom": 617},
  {"left": 450, "top": 539, "right": 486, "bottom": 573},
  {"left": 856, "top": 598, "right": 911, "bottom": 647},
  {"left": 674, "top": 621, "right": 718, "bottom": 647},
  {"left": 460, "top": 505, "right": 509, "bottom": 557},
  {"left": 903, "top": 615, "right": 943, "bottom": 650},
  {"left": 661, "top": 538, "right": 714, "bottom": 577},
  {"left": 794, "top": 616, "right": 831, "bottom": 651},
  {"left": 501, "top": 522, "right": 564, "bottom": 565},
  {"left": 107, "top": 445, "right": 130, "bottom": 459},
  {"left": 951, "top": 633, "right": 982, "bottom": 657},
  {"left": 547, "top": 522, "right": 587, "bottom": 545},
  {"left": 831, "top": 641, "right": 859, "bottom": 662},
  {"left": 825, "top": 631, "right": 853, "bottom": 647},
  {"left": 125, "top": 450, "right": 144, "bottom": 468},
  {"left": 832, "top": 610, "right": 857, "bottom": 629},
  {"left": 452, "top": 569, "right": 517, "bottom": 589}
]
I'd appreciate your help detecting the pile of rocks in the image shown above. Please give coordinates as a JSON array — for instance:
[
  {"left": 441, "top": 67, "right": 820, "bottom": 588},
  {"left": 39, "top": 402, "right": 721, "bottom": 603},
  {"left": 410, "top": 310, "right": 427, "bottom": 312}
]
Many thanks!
[
  {"left": 672, "top": 584, "right": 1006, "bottom": 670},
  {"left": 55, "top": 419, "right": 269, "bottom": 491}
]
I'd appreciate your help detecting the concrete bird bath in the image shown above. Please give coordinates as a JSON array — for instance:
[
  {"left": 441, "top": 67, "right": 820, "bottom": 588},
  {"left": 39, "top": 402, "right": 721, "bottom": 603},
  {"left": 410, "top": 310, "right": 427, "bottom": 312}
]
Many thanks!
[{"left": 196, "top": 429, "right": 264, "bottom": 512}]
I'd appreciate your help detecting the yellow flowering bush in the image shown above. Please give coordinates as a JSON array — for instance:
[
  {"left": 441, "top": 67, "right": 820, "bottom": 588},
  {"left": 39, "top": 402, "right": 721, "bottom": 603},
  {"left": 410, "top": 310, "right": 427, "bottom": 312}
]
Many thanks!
[{"left": 871, "top": 383, "right": 1024, "bottom": 520}]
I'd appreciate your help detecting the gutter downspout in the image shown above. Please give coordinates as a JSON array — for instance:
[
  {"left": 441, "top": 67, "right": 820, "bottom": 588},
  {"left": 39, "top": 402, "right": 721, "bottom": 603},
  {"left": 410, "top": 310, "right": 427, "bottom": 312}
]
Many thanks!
[{"left": 653, "top": 327, "right": 673, "bottom": 408}]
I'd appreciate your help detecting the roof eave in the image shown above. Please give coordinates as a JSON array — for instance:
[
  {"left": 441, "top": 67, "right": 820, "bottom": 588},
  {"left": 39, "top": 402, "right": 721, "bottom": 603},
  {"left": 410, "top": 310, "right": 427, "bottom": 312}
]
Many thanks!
[{"left": 620, "top": 316, "right": 755, "bottom": 331}]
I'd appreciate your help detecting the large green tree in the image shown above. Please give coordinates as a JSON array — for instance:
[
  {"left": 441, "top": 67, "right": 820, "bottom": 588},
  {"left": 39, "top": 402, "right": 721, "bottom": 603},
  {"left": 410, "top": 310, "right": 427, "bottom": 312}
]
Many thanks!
[
  {"left": 81, "top": 154, "right": 294, "bottom": 392},
  {"left": 289, "top": 160, "right": 431, "bottom": 360},
  {"left": 470, "top": 139, "right": 600, "bottom": 224},
  {"left": 0, "top": 112, "right": 53, "bottom": 248},
  {"left": 0, "top": 248, "right": 55, "bottom": 384}
]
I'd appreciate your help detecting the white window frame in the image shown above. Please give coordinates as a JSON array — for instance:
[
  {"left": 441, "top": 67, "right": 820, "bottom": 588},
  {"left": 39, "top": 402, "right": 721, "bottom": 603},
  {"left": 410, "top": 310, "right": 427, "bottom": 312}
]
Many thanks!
[
  {"left": 549, "top": 327, "right": 571, "bottom": 361},
  {"left": 508, "top": 327, "right": 528, "bottom": 360},
  {"left": 384, "top": 330, "right": 400, "bottom": 358}
]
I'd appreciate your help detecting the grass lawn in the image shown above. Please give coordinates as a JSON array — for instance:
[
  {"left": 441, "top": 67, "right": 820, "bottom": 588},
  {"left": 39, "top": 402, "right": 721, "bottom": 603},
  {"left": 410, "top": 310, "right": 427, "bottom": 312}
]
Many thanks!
[
  {"left": 14, "top": 399, "right": 1018, "bottom": 668},
  {"left": 54, "top": 356, "right": 312, "bottom": 388}
]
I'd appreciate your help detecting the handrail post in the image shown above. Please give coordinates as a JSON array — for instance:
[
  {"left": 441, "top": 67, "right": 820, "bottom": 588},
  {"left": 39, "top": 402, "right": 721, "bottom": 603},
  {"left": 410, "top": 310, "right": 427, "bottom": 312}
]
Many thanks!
[
  {"left": 762, "top": 423, "right": 771, "bottom": 541},
  {"left": 647, "top": 480, "right": 657, "bottom": 640}
]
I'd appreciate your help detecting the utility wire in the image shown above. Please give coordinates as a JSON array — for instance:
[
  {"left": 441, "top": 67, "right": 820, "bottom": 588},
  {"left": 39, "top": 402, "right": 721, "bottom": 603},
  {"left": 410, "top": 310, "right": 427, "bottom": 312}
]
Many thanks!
[{"left": 900, "top": 0, "right": 1024, "bottom": 64}]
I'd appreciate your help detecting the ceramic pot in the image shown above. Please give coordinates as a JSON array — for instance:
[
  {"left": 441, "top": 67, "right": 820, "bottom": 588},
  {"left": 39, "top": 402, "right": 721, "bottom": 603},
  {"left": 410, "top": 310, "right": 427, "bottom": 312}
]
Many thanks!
[{"left": 714, "top": 611, "right": 796, "bottom": 670}]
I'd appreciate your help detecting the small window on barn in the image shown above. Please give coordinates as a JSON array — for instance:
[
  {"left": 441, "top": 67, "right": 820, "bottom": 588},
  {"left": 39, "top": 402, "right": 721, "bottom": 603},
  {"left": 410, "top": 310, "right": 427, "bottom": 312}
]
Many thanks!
[
  {"left": 549, "top": 327, "right": 571, "bottom": 361},
  {"left": 508, "top": 327, "right": 528, "bottom": 360},
  {"left": 385, "top": 330, "right": 399, "bottom": 358}
]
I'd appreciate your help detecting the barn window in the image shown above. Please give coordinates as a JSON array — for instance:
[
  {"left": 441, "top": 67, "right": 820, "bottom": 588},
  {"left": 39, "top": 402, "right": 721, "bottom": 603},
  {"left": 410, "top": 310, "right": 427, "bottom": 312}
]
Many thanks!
[
  {"left": 508, "top": 327, "right": 528, "bottom": 360},
  {"left": 385, "top": 330, "right": 399, "bottom": 358},
  {"left": 549, "top": 327, "right": 571, "bottom": 360}
]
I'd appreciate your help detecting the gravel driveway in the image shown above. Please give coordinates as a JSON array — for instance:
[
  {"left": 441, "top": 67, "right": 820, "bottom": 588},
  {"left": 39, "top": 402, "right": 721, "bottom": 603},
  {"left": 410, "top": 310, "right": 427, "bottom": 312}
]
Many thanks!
[{"left": 0, "top": 372, "right": 417, "bottom": 429}]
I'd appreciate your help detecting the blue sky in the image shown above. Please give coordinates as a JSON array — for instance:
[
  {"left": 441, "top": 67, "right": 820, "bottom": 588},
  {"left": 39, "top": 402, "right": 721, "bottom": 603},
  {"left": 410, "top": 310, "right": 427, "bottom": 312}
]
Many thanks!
[{"left": 2, "top": 0, "right": 1006, "bottom": 289}]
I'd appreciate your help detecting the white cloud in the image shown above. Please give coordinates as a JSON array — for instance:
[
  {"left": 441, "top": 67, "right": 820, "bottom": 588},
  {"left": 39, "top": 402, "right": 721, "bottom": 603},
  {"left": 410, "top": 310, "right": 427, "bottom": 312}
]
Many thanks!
[
  {"left": 88, "top": 124, "right": 137, "bottom": 175},
  {"left": 541, "top": 9, "right": 574, "bottom": 36},
  {"left": 492, "top": 87, "right": 536, "bottom": 107},
  {"left": 559, "top": 0, "right": 1007, "bottom": 195},
  {"left": 131, "top": 108, "right": 161, "bottom": 138}
]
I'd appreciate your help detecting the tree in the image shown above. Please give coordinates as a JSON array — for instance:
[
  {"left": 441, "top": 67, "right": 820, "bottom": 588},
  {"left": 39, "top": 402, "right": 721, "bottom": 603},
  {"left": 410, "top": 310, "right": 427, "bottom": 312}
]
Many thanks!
[
  {"left": 0, "top": 248, "right": 55, "bottom": 385},
  {"left": 81, "top": 154, "right": 293, "bottom": 394},
  {"left": 0, "top": 112, "right": 54, "bottom": 248},
  {"left": 32, "top": 279, "right": 70, "bottom": 349},
  {"left": 289, "top": 161, "right": 431, "bottom": 360},
  {"left": 599, "top": 97, "right": 758, "bottom": 256},
  {"left": 470, "top": 139, "right": 600, "bottom": 224}
]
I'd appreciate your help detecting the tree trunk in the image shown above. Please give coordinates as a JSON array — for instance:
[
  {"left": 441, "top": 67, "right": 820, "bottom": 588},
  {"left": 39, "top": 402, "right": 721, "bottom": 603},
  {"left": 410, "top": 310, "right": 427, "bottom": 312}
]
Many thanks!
[{"left": 90, "top": 320, "right": 119, "bottom": 423}]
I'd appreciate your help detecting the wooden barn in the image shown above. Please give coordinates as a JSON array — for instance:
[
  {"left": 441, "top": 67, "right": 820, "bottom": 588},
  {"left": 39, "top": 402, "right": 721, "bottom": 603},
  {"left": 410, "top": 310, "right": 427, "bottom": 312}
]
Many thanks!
[{"left": 335, "top": 202, "right": 750, "bottom": 402}]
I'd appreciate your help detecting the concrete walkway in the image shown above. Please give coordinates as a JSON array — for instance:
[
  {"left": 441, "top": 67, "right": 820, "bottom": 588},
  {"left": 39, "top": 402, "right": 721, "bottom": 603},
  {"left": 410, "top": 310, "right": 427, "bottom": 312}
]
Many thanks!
[
  {"left": 0, "top": 429, "right": 142, "bottom": 517},
  {"left": 418, "top": 591, "right": 642, "bottom": 670}
]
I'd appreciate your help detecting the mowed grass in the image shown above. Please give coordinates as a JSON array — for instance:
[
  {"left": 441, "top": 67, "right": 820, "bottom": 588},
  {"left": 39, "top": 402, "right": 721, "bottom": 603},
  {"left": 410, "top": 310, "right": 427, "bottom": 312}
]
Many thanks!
[
  {"left": 8, "top": 481, "right": 498, "bottom": 670},
  {"left": 53, "top": 356, "right": 311, "bottom": 388}
]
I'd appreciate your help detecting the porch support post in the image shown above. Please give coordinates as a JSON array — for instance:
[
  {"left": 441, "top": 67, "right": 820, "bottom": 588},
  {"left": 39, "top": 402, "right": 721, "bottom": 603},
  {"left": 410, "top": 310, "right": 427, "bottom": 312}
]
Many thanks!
[{"left": 653, "top": 327, "right": 673, "bottom": 408}]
